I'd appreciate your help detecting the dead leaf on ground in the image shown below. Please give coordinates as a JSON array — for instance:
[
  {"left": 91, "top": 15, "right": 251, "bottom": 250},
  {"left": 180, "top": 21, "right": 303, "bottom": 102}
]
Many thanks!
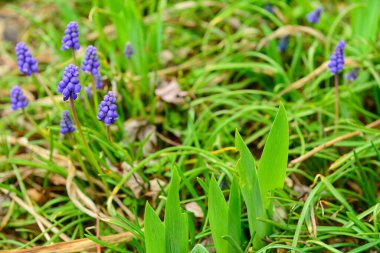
[
  {"left": 155, "top": 78, "right": 188, "bottom": 105},
  {"left": 26, "top": 188, "right": 50, "bottom": 205},
  {"left": 145, "top": 178, "right": 167, "bottom": 200},
  {"left": 184, "top": 202, "right": 204, "bottom": 218},
  {"left": 121, "top": 162, "right": 146, "bottom": 198},
  {"left": 123, "top": 118, "right": 157, "bottom": 156}
]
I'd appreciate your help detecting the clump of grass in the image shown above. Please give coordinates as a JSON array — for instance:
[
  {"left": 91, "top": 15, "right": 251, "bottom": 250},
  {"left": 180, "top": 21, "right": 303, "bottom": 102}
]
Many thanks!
[{"left": 0, "top": 1, "right": 380, "bottom": 252}]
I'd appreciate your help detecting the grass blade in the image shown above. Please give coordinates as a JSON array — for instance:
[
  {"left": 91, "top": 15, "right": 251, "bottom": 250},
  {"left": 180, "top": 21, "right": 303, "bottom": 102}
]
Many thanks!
[
  {"left": 257, "top": 104, "right": 289, "bottom": 208},
  {"left": 227, "top": 177, "right": 241, "bottom": 252},
  {"left": 190, "top": 244, "right": 209, "bottom": 253},
  {"left": 235, "top": 130, "right": 268, "bottom": 249},
  {"left": 208, "top": 176, "right": 228, "bottom": 253},
  {"left": 144, "top": 203, "right": 165, "bottom": 253},
  {"left": 165, "top": 168, "right": 188, "bottom": 253}
]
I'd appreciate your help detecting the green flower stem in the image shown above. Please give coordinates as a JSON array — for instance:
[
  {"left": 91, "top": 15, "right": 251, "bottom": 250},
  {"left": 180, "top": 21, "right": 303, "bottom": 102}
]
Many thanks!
[
  {"left": 334, "top": 74, "right": 340, "bottom": 128},
  {"left": 69, "top": 97, "right": 110, "bottom": 196},
  {"left": 72, "top": 49, "right": 78, "bottom": 66},
  {"left": 106, "top": 125, "right": 112, "bottom": 143}
]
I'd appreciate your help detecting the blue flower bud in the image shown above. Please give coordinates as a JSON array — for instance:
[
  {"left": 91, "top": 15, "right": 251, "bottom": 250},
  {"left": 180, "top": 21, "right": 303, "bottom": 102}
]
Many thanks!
[
  {"left": 97, "top": 91, "right": 118, "bottom": 125},
  {"left": 15, "top": 42, "right": 38, "bottom": 76},
  {"left": 57, "top": 64, "right": 82, "bottom": 101},
  {"left": 61, "top": 21, "right": 80, "bottom": 51},
  {"left": 10, "top": 86, "right": 28, "bottom": 110}
]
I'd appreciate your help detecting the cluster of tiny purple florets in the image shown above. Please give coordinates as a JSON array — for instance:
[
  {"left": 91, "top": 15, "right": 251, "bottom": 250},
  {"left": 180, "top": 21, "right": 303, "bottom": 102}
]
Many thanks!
[
  {"left": 57, "top": 64, "right": 82, "bottom": 101},
  {"left": 94, "top": 74, "right": 103, "bottom": 89},
  {"left": 345, "top": 68, "right": 359, "bottom": 82},
  {"left": 15, "top": 42, "right": 38, "bottom": 76},
  {"left": 60, "top": 110, "right": 75, "bottom": 134},
  {"left": 97, "top": 91, "right": 118, "bottom": 125},
  {"left": 124, "top": 42, "right": 134, "bottom": 59},
  {"left": 61, "top": 22, "right": 80, "bottom": 51},
  {"left": 278, "top": 36, "right": 289, "bottom": 52},
  {"left": 307, "top": 7, "right": 322, "bottom": 24},
  {"left": 10, "top": 86, "right": 28, "bottom": 110},
  {"left": 328, "top": 41, "right": 346, "bottom": 74},
  {"left": 81, "top": 46, "right": 100, "bottom": 75}
]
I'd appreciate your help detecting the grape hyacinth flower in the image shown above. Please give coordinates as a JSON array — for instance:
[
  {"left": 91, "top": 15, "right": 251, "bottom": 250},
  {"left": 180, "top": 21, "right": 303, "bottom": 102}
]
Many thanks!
[
  {"left": 57, "top": 64, "right": 82, "bottom": 101},
  {"left": 84, "top": 87, "right": 93, "bottom": 100},
  {"left": 94, "top": 73, "right": 103, "bottom": 89},
  {"left": 15, "top": 42, "right": 38, "bottom": 76},
  {"left": 328, "top": 41, "right": 346, "bottom": 127},
  {"left": 328, "top": 41, "right": 346, "bottom": 74},
  {"left": 10, "top": 86, "right": 28, "bottom": 110},
  {"left": 81, "top": 46, "right": 100, "bottom": 75},
  {"left": 278, "top": 36, "right": 289, "bottom": 52},
  {"left": 97, "top": 91, "right": 118, "bottom": 125},
  {"left": 60, "top": 110, "right": 75, "bottom": 134},
  {"left": 345, "top": 68, "right": 359, "bottom": 82},
  {"left": 61, "top": 21, "right": 80, "bottom": 51},
  {"left": 124, "top": 42, "right": 133, "bottom": 59},
  {"left": 264, "top": 4, "right": 274, "bottom": 14},
  {"left": 306, "top": 7, "right": 322, "bottom": 24}
]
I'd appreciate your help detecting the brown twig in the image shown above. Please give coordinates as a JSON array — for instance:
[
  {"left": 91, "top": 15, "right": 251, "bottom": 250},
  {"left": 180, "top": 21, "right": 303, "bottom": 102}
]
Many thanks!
[
  {"left": 0, "top": 232, "right": 133, "bottom": 253},
  {"left": 289, "top": 119, "right": 380, "bottom": 166}
]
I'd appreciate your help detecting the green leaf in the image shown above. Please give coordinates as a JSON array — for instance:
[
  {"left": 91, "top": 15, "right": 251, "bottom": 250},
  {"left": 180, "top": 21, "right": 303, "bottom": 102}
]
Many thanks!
[
  {"left": 190, "top": 244, "right": 209, "bottom": 253},
  {"left": 257, "top": 104, "right": 289, "bottom": 208},
  {"left": 144, "top": 203, "right": 165, "bottom": 253},
  {"left": 235, "top": 130, "right": 268, "bottom": 249},
  {"left": 208, "top": 176, "right": 228, "bottom": 253},
  {"left": 164, "top": 168, "right": 189, "bottom": 253},
  {"left": 227, "top": 177, "right": 241, "bottom": 252}
]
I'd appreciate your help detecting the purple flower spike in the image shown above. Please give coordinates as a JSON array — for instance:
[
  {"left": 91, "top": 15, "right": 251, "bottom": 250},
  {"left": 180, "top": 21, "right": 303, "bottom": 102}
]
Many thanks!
[
  {"left": 61, "top": 21, "right": 80, "bottom": 51},
  {"left": 81, "top": 46, "right": 100, "bottom": 75},
  {"left": 307, "top": 7, "right": 322, "bottom": 24},
  {"left": 84, "top": 87, "right": 93, "bottom": 99},
  {"left": 97, "top": 91, "right": 118, "bottom": 125},
  {"left": 345, "top": 68, "right": 359, "bottom": 82},
  {"left": 15, "top": 42, "right": 38, "bottom": 76},
  {"left": 264, "top": 4, "right": 274, "bottom": 14},
  {"left": 124, "top": 42, "right": 133, "bottom": 59},
  {"left": 57, "top": 64, "right": 82, "bottom": 101},
  {"left": 10, "top": 86, "right": 28, "bottom": 110},
  {"left": 328, "top": 41, "right": 346, "bottom": 75},
  {"left": 278, "top": 36, "right": 289, "bottom": 52},
  {"left": 60, "top": 110, "right": 75, "bottom": 134},
  {"left": 94, "top": 74, "right": 103, "bottom": 89}
]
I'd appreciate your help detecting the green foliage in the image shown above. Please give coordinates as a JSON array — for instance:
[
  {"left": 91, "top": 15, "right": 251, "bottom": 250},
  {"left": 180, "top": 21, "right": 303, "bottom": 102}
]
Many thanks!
[
  {"left": 144, "top": 203, "right": 165, "bottom": 253},
  {"left": 257, "top": 104, "right": 289, "bottom": 208},
  {"left": 235, "top": 105, "right": 289, "bottom": 249},
  {"left": 208, "top": 176, "right": 229, "bottom": 253},
  {"left": 208, "top": 176, "right": 242, "bottom": 253},
  {"left": 143, "top": 168, "right": 188, "bottom": 253},
  {"left": 164, "top": 168, "right": 189, "bottom": 253},
  {"left": 235, "top": 130, "right": 268, "bottom": 249},
  {"left": 190, "top": 244, "right": 209, "bottom": 253},
  {"left": 2, "top": 1, "right": 380, "bottom": 252}
]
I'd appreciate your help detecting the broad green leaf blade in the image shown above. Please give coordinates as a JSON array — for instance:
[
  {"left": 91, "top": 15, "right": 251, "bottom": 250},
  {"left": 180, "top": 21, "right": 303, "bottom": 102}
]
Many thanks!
[
  {"left": 190, "top": 244, "right": 209, "bottom": 253},
  {"left": 164, "top": 168, "right": 188, "bottom": 253},
  {"left": 208, "top": 176, "right": 228, "bottom": 253},
  {"left": 144, "top": 203, "right": 165, "bottom": 253},
  {"left": 258, "top": 104, "right": 289, "bottom": 208},
  {"left": 235, "top": 130, "right": 268, "bottom": 249},
  {"left": 227, "top": 177, "right": 241, "bottom": 252}
]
